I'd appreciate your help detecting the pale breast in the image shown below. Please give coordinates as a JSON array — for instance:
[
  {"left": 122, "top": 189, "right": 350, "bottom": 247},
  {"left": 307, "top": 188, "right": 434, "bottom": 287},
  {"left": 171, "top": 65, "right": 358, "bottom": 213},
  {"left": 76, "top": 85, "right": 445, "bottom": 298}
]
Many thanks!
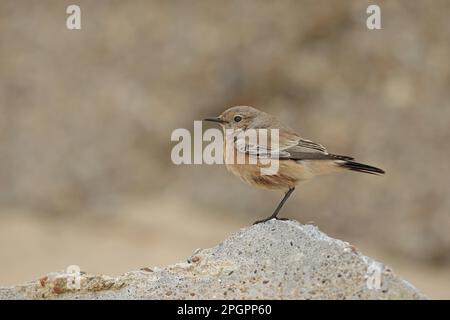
[{"left": 223, "top": 143, "right": 311, "bottom": 191}]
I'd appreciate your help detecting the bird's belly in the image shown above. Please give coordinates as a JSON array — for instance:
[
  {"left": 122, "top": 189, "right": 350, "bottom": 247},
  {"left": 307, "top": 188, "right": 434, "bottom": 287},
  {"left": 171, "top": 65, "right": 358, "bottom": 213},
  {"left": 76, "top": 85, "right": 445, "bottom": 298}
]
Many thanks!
[{"left": 225, "top": 155, "right": 310, "bottom": 191}]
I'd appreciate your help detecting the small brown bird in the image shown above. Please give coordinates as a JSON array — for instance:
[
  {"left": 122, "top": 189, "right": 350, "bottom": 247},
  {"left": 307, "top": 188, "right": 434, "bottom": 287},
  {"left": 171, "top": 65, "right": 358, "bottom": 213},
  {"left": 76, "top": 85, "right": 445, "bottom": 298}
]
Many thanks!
[{"left": 204, "top": 106, "right": 384, "bottom": 224}]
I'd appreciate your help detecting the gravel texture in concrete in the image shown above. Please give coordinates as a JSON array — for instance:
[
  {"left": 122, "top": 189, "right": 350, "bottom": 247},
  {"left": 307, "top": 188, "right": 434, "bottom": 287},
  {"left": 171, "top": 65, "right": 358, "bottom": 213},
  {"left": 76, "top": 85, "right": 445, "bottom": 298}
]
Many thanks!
[{"left": 0, "top": 220, "right": 426, "bottom": 299}]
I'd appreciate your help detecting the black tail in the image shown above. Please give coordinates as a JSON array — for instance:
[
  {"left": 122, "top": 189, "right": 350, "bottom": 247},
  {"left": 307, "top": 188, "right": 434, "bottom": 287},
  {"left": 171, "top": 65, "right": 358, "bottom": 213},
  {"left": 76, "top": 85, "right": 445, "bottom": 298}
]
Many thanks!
[{"left": 338, "top": 160, "right": 385, "bottom": 175}]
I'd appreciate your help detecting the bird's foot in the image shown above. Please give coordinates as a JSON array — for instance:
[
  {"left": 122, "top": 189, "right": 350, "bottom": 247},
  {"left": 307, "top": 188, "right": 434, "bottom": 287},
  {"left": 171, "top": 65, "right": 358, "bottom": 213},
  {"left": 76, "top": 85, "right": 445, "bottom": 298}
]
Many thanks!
[{"left": 253, "top": 217, "right": 290, "bottom": 225}]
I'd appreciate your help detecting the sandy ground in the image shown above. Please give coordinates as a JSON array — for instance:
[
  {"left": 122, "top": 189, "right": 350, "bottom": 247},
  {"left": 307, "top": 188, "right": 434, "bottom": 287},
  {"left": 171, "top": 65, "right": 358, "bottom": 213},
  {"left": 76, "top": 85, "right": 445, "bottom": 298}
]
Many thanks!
[{"left": 1, "top": 197, "right": 449, "bottom": 299}]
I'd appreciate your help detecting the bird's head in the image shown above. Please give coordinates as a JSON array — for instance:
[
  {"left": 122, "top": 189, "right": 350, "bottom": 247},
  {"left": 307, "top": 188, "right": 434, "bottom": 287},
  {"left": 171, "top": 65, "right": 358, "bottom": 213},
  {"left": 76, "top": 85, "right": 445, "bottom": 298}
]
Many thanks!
[{"left": 203, "top": 106, "right": 265, "bottom": 130}]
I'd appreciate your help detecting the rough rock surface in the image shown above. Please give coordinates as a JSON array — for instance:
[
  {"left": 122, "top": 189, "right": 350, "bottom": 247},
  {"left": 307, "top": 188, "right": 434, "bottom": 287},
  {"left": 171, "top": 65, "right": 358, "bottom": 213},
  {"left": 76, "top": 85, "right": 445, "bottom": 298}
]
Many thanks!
[{"left": 0, "top": 220, "right": 425, "bottom": 299}]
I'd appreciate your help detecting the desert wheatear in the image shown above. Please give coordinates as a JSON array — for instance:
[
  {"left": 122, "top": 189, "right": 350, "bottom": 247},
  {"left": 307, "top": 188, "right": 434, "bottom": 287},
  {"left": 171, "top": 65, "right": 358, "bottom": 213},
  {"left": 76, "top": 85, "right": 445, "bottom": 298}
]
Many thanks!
[{"left": 204, "top": 106, "right": 384, "bottom": 224}]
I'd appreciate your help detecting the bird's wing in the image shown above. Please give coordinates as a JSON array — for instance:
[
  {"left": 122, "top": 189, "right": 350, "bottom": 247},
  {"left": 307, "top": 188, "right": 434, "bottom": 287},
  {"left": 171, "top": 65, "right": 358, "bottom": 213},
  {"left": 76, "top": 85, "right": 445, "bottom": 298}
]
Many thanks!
[
  {"left": 235, "top": 131, "right": 353, "bottom": 161},
  {"left": 233, "top": 128, "right": 292, "bottom": 158},
  {"left": 292, "top": 138, "right": 327, "bottom": 153},
  {"left": 281, "top": 138, "right": 354, "bottom": 161},
  {"left": 234, "top": 137, "right": 290, "bottom": 158}
]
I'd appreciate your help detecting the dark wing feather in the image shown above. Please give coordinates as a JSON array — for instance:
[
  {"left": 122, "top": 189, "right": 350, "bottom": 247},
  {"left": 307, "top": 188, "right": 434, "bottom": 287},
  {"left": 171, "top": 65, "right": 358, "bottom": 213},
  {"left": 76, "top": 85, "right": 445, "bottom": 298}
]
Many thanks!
[
  {"left": 235, "top": 133, "right": 353, "bottom": 161},
  {"left": 279, "top": 138, "right": 354, "bottom": 161},
  {"left": 296, "top": 138, "right": 327, "bottom": 153}
]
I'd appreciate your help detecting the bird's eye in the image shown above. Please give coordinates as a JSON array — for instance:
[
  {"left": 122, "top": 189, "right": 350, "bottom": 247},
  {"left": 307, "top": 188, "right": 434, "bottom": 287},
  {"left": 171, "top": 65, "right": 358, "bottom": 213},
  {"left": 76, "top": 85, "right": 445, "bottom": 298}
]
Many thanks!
[{"left": 234, "top": 115, "right": 242, "bottom": 122}]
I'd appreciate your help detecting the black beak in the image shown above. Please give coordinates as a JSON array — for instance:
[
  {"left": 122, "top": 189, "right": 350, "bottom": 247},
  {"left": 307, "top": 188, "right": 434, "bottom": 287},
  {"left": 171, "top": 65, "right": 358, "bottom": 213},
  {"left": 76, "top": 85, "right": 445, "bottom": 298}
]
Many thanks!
[{"left": 203, "top": 117, "right": 228, "bottom": 124}]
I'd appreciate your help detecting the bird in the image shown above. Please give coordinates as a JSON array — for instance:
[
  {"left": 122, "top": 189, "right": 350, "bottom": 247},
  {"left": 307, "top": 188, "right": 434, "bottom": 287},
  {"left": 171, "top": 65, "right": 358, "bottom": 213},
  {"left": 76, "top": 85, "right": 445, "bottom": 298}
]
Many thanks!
[{"left": 203, "top": 106, "right": 385, "bottom": 224}]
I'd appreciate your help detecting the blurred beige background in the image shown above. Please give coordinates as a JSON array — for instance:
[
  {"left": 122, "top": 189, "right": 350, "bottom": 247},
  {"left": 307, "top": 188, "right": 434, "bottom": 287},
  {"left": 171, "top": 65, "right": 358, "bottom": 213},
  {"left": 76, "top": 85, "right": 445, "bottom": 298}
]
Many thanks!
[{"left": 1, "top": 0, "right": 449, "bottom": 298}]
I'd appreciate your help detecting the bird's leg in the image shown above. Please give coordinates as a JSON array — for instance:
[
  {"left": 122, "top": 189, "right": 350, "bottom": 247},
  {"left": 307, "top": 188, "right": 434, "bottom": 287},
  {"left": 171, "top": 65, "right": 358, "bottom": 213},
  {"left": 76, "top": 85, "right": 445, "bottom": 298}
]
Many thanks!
[{"left": 253, "top": 187, "right": 295, "bottom": 225}]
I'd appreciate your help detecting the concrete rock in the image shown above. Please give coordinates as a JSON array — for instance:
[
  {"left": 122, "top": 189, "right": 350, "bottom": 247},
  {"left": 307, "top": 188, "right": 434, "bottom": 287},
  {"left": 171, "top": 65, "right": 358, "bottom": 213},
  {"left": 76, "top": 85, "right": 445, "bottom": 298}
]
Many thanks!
[{"left": 0, "top": 220, "right": 426, "bottom": 299}]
